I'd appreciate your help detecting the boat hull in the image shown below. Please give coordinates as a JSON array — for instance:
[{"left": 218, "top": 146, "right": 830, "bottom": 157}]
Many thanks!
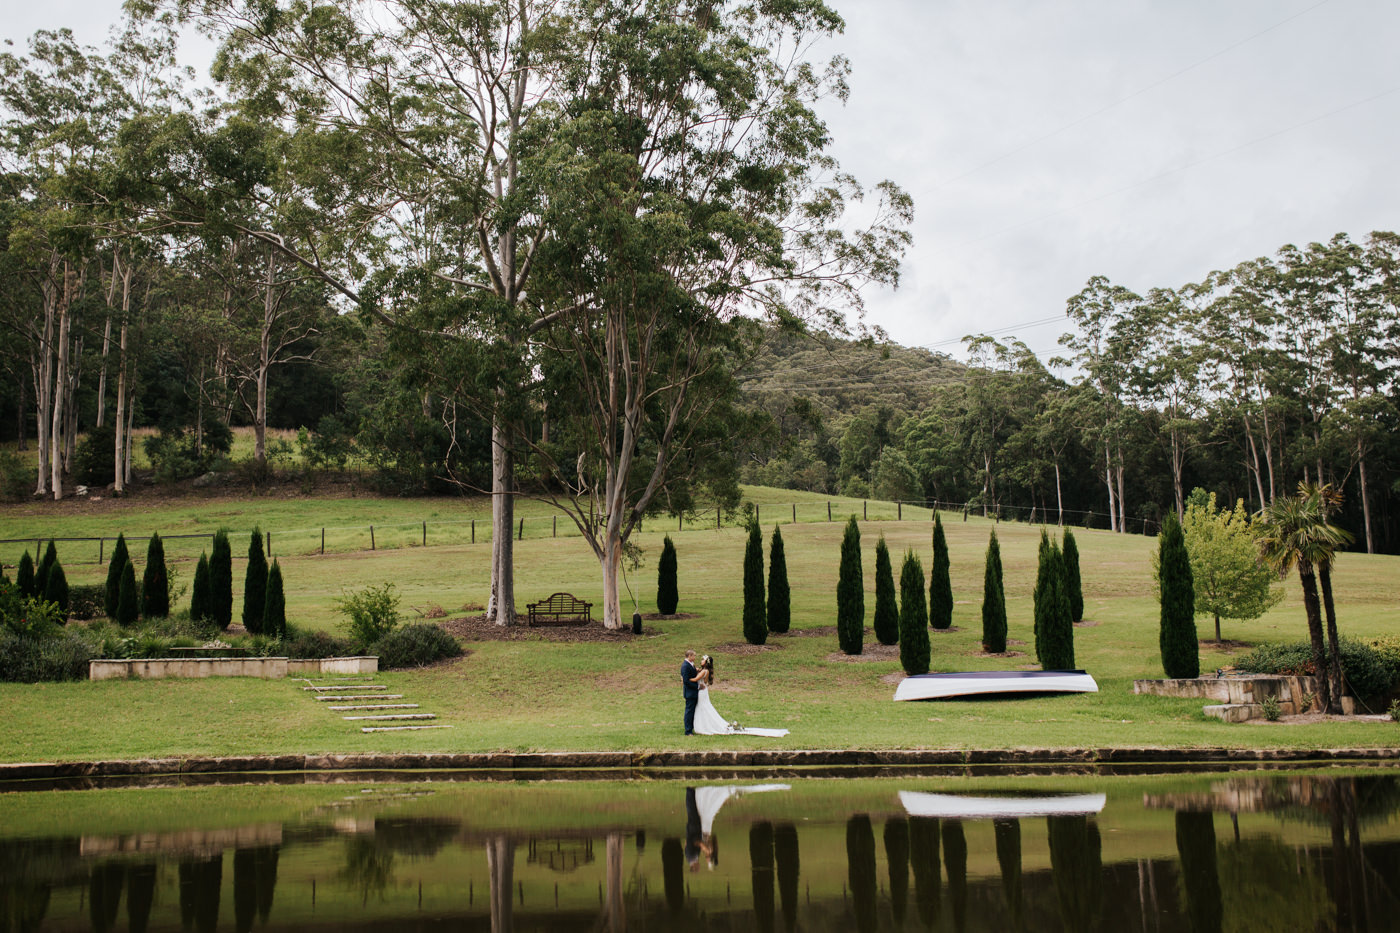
[{"left": 893, "top": 669, "right": 1099, "bottom": 701}]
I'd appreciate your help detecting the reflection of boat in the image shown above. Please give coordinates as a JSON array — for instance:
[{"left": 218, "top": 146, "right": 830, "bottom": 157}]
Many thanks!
[
  {"left": 893, "top": 670, "right": 1099, "bottom": 701},
  {"left": 694, "top": 784, "right": 790, "bottom": 834},
  {"left": 900, "top": 791, "right": 1106, "bottom": 819}
]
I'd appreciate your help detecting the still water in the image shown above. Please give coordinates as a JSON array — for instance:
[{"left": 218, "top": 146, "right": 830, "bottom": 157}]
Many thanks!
[{"left": 1, "top": 768, "right": 1397, "bottom": 932}]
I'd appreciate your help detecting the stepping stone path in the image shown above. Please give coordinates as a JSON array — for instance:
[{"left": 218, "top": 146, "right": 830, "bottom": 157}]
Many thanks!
[{"left": 300, "top": 678, "right": 453, "bottom": 733}]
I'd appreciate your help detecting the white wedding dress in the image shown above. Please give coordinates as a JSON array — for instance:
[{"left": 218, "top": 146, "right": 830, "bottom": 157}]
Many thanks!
[{"left": 694, "top": 686, "right": 789, "bottom": 737}]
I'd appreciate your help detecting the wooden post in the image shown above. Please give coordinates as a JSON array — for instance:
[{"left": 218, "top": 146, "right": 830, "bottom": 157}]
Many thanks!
[
  {"left": 898, "top": 501, "right": 902, "bottom": 520},
  {"left": 518, "top": 517, "right": 524, "bottom": 540},
  {"left": 678, "top": 513, "right": 683, "bottom": 531},
  {"left": 863, "top": 500, "right": 867, "bottom": 520},
  {"left": 827, "top": 501, "right": 832, "bottom": 522},
  {"left": 321, "top": 528, "right": 325, "bottom": 555},
  {"left": 266, "top": 531, "right": 271, "bottom": 556},
  {"left": 422, "top": 521, "right": 427, "bottom": 546},
  {"left": 472, "top": 519, "right": 475, "bottom": 543},
  {"left": 755, "top": 505, "right": 760, "bottom": 525},
  {"left": 553, "top": 516, "right": 557, "bottom": 538},
  {"left": 98, "top": 537, "right": 103, "bottom": 565},
  {"left": 370, "top": 525, "right": 375, "bottom": 550},
  {"left": 791, "top": 503, "right": 796, "bottom": 523}
]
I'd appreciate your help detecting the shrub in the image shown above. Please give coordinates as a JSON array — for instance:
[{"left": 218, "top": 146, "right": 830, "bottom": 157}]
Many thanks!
[
  {"left": 337, "top": 582, "right": 401, "bottom": 649},
  {"left": 873, "top": 535, "right": 899, "bottom": 646},
  {"left": 190, "top": 553, "right": 212, "bottom": 623},
  {"left": 836, "top": 516, "right": 864, "bottom": 655},
  {"left": 105, "top": 534, "right": 129, "bottom": 619},
  {"left": 1035, "top": 540, "right": 1075, "bottom": 670},
  {"left": 767, "top": 526, "right": 790, "bottom": 635},
  {"left": 42, "top": 560, "right": 69, "bottom": 615},
  {"left": 17, "top": 551, "right": 36, "bottom": 598},
  {"left": 1063, "top": 529, "right": 1083, "bottom": 623},
  {"left": 657, "top": 535, "right": 679, "bottom": 615},
  {"left": 1, "top": 579, "right": 65, "bottom": 637},
  {"left": 1235, "top": 638, "right": 1398, "bottom": 704},
  {"left": 68, "top": 584, "right": 105, "bottom": 621},
  {"left": 243, "top": 529, "right": 268, "bottom": 634},
  {"left": 0, "top": 451, "right": 33, "bottom": 502},
  {"left": 283, "top": 626, "right": 355, "bottom": 660},
  {"left": 1389, "top": 700, "right": 1400, "bottom": 723},
  {"left": 981, "top": 530, "right": 1007, "bottom": 653},
  {"left": 374, "top": 623, "right": 464, "bottom": 669},
  {"left": 929, "top": 513, "right": 952, "bottom": 630},
  {"left": 0, "top": 628, "right": 97, "bottom": 682},
  {"left": 142, "top": 533, "right": 170, "bottom": 619},
  {"left": 264, "top": 559, "right": 286, "bottom": 638},
  {"left": 1261, "top": 694, "right": 1281, "bottom": 721},
  {"left": 899, "top": 550, "right": 930, "bottom": 675},
  {"left": 117, "top": 560, "right": 140, "bottom": 627},
  {"left": 35, "top": 540, "right": 57, "bottom": 599},
  {"left": 72, "top": 425, "right": 116, "bottom": 486},
  {"left": 210, "top": 530, "right": 233, "bottom": 629},
  {"left": 1157, "top": 513, "right": 1199, "bottom": 679},
  {"left": 742, "top": 520, "right": 767, "bottom": 645}
]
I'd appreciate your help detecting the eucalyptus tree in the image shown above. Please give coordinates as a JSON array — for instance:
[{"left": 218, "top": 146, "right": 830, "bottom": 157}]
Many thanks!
[{"left": 1134, "top": 285, "right": 1205, "bottom": 520}]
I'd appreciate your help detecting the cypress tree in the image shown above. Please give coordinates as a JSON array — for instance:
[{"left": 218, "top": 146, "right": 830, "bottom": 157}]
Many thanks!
[
  {"left": 1033, "top": 529, "right": 1052, "bottom": 662},
  {"left": 836, "top": 516, "right": 864, "bottom": 655},
  {"left": 656, "top": 534, "right": 679, "bottom": 615},
  {"left": 873, "top": 535, "right": 899, "bottom": 645},
  {"left": 767, "top": 525, "right": 791, "bottom": 634},
  {"left": 210, "top": 530, "right": 233, "bottom": 629},
  {"left": 117, "top": 559, "right": 140, "bottom": 626},
  {"left": 35, "top": 540, "right": 57, "bottom": 600},
  {"left": 899, "top": 550, "right": 930, "bottom": 675},
  {"left": 264, "top": 560, "right": 287, "bottom": 638},
  {"left": 929, "top": 513, "right": 953, "bottom": 629},
  {"left": 104, "top": 533, "right": 129, "bottom": 618},
  {"left": 16, "top": 550, "right": 36, "bottom": 598},
  {"left": 1158, "top": 512, "right": 1199, "bottom": 678},
  {"left": 742, "top": 520, "right": 767, "bottom": 645},
  {"left": 43, "top": 559, "right": 70, "bottom": 613},
  {"left": 142, "top": 533, "right": 170, "bottom": 618},
  {"left": 1063, "top": 528, "right": 1084, "bottom": 622},
  {"left": 243, "top": 529, "right": 268, "bottom": 634},
  {"left": 982, "top": 530, "right": 1007, "bottom": 653},
  {"left": 190, "top": 553, "right": 212, "bottom": 622},
  {"left": 1037, "top": 541, "right": 1076, "bottom": 670}
]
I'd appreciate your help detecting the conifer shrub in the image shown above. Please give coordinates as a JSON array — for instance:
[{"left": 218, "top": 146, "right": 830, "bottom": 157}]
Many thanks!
[
  {"left": 374, "top": 624, "right": 464, "bottom": 669},
  {"left": 930, "top": 513, "right": 953, "bottom": 629},
  {"left": 1063, "top": 529, "right": 1084, "bottom": 622},
  {"left": 117, "top": 560, "right": 140, "bottom": 627},
  {"left": 767, "top": 526, "right": 791, "bottom": 635},
  {"left": 836, "top": 516, "right": 864, "bottom": 655},
  {"left": 1157, "top": 512, "right": 1199, "bottom": 678},
  {"left": 210, "top": 530, "right": 233, "bottom": 629},
  {"left": 243, "top": 529, "right": 268, "bottom": 633},
  {"left": 1036, "top": 540, "right": 1075, "bottom": 670},
  {"left": 67, "top": 584, "right": 105, "bottom": 621},
  {"left": 873, "top": 535, "right": 899, "bottom": 645},
  {"left": 17, "top": 551, "right": 36, "bottom": 599},
  {"left": 264, "top": 559, "right": 286, "bottom": 638},
  {"left": 657, "top": 535, "right": 679, "bottom": 615},
  {"left": 104, "top": 534, "right": 129, "bottom": 618},
  {"left": 1033, "top": 529, "right": 1052, "bottom": 662},
  {"left": 743, "top": 520, "right": 767, "bottom": 645},
  {"left": 982, "top": 530, "right": 1007, "bottom": 653},
  {"left": 42, "top": 559, "right": 69, "bottom": 615},
  {"left": 899, "top": 550, "right": 930, "bottom": 675},
  {"left": 35, "top": 540, "right": 57, "bottom": 600},
  {"left": 190, "top": 553, "right": 212, "bottom": 623},
  {"left": 142, "top": 533, "right": 170, "bottom": 618}
]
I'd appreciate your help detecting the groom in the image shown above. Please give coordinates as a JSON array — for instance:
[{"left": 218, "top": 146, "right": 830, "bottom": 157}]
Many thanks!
[{"left": 681, "top": 649, "right": 699, "bottom": 735}]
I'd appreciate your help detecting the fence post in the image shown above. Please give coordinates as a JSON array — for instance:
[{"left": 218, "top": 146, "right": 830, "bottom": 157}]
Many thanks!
[
  {"left": 98, "top": 537, "right": 104, "bottom": 566},
  {"left": 791, "top": 503, "right": 796, "bottom": 523},
  {"left": 827, "top": 501, "right": 831, "bottom": 522},
  {"left": 370, "top": 525, "right": 375, "bottom": 551},
  {"left": 755, "top": 505, "right": 760, "bottom": 525},
  {"left": 422, "top": 521, "right": 427, "bottom": 547},
  {"left": 472, "top": 519, "right": 475, "bottom": 543},
  {"left": 897, "top": 501, "right": 902, "bottom": 520},
  {"left": 717, "top": 507, "right": 721, "bottom": 529},
  {"left": 679, "top": 513, "right": 683, "bottom": 531},
  {"left": 863, "top": 500, "right": 867, "bottom": 520},
  {"left": 553, "top": 516, "right": 557, "bottom": 538},
  {"left": 321, "top": 528, "right": 325, "bottom": 555},
  {"left": 963, "top": 505, "right": 969, "bottom": 522},
  {"left": 518, "top": 517, "right": 524, "bottom": 540},
  {"left": 266, "top": 531, "right": 271, "bottom": 556}
]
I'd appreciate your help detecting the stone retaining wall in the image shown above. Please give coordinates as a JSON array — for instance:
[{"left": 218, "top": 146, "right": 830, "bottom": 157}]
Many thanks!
[
  {"left": 1133, "top": 674, "right": 1353, "bottom": 721},
  {"left": 89, "top": 656, "right": 377, "bottom": 681}
]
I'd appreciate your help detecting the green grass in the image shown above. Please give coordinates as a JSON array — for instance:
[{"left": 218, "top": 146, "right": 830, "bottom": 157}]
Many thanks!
[{"left": 2, "top": 486, "right": 1399, "bottom": 763}]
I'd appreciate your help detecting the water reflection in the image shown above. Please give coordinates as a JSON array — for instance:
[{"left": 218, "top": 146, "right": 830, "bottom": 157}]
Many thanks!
[{"left": 0, "top": 771, "right": 1397, "bottom": 931}]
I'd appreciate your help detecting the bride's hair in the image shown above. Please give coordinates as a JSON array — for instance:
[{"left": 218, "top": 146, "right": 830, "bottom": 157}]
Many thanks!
[{"left": 701, "top": 655, "right": 715, "bottom": 680}]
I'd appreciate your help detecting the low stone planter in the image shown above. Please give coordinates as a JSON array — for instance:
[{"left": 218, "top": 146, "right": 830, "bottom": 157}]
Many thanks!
[
  {"left": 1134, "top": 674, "right": 1353, "bottom": 721},
  {"left": 89, "top": 656, "right": 377, "bottom": 681}
]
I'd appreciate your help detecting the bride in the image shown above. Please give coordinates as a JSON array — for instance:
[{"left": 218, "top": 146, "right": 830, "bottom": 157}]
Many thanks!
[{"left": 692, "top": 655, "right": 789, "bottom": 737}]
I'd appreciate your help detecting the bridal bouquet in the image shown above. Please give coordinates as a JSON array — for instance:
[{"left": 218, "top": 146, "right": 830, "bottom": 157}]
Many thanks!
[{"left": 726, "top": 720, "right": 743, "bottom": 733}]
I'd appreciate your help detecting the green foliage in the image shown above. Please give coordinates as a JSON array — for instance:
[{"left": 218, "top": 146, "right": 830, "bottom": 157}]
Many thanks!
[
  {"left": 41, "top": 559, "right": 69, "bottom": 614},
  {"left": 117, "top": 560, "right": 140, "bottom": 627},
  {"left": 1261, "top": 695, "right": 1281, "bottom": 721},
  {"left": 1, "top": 579, "right": 65, "bottom": 637},
  {"left": 35, "top": 540, "right": 57, "bottom": 600},
  {"left": 142, "top": 533, "right": 170, "bottom": 619},
  {"left": 0, "top": 451, "right": 33, "bottom": 502},
  {"left": 210, "top": 530, "right": 233, "bottom": 629},
  {"left": 190, "top": 553, "right": 212, "bottom": 623},
  {"left": 264, "top": 559, "right": 286, "bottom": 639},
  {"left": 243, "top": 529, "right": 268, "bottom": 634},
  {"left": 873, "top": 535, "right": 899, "bottom": 645},
  {"left": 767, "top": 526, "right": 790, "bottom": 635},
  {"left": 105, "top": 534, "right": 129, "bottom": 619},
  {"left": 1157, "top": 512, "right": 1199, "bottom": 679},
  {"left": 1033, "top": 529, "right": 1051, "bottom": 663},
  {"left": 1234, "top": 638, "right": 1399, "bottom": 703},
  {"left": 67, "top": 584, "right": 105, "bottom": 621},
  {"left": 899, "top": 550, "right": 930, "bottom": 675},
  {"left": 16, "top": 551, "right": 36, "bottom": 599},
  {"left": 143, "top": 427, "right": 229, "bottom": 484},
  {"left": 1178, "top": 494, "right": 1283, "bottom": 642},
  {"left": 0, "top": 627, "right": 96, "bottom": 682},
  {"left": 282, "top": 626, "right": 355, "bottom": 660},
  {"left": 929, "top": 513, "right": 952, "bottom": 630},
  {"left": 1388, "top": 700, "right": 1400, "bottom": 723},
  {"left": 1062, "top": 529, "right": 1083, "bottom": 622},
  {"left": 837, "top": 516, "right": 864, "bottom": 655},
  {"left": 337, "top": 582, "right": 401, "bottom": 650},
  {"left": 1035, "top": 539, "right": 1075, "bottom": 670},
  {"left": 656, "top": 535, "right": 678, "bottom": 615},
  {"left": 374, "top": 623, "right": 463, "bottom": 670},
  {"left": 742, "top": 521, "right": 767, "bottom": 645},
  {"left": 982, "top": 530, "right": 1007, "bottom": 653},
  {"left": 72, "top": 425, "right": 116, "bottom": 486}
]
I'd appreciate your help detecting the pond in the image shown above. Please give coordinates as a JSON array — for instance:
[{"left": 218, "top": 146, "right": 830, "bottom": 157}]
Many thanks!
[{"left": 1, "top": 767, "right": 1397, "bottom": 932}]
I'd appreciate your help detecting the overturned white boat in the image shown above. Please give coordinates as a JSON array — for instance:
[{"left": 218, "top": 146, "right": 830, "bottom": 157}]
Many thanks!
[
  {"left": 893, "top": 669, "right": 1098, "bottom": 702},
  {"left": 900, "top": 791, "right": 1107, "bottom": 819}
]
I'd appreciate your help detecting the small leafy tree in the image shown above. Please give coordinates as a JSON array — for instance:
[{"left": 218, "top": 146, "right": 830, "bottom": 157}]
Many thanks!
[
  {"left": 837, "top": 516, "right": 864, "bottom": 655},
  {"left": 656, "top": 535, "right": 678, "bottom": 615},
  {"left": 190, "top": 553, "right": 212, "bottom": 623},
  {"left": 1157, "top": 512, "right": 1199, "bottom": 678},
  {"left": 337, "top": 582, "right": 401, "bottom": 649},
  {"left": 930, "top": 513, "right": 953, "bottom": 630},
  {"left": 899, "top": 550, "right": 930, "bottom": 675},
  {"left": 767, "top": 526, "right": 790, "bottom": 635},
  {"left": 264, "top": 560, "right": 286, "bottom": 638},
  {"left": 17, "top": 551, "right": 36, "bottom": 599},
  {"left": 743, "top": 520, "right": 767, "bottom": 645},
  {"left": 243, "top": 529, "right": 268, "bottom": 634},
  {"left": 1178, "top": 494, "right": 1283, "bottom": 642},
  {"left": 1036, "top": 539, "right": 1075, "bottom": 670},
  {"left": 142, "top": 533, "right": 170, "bottom": 618},
  {"left": 1063, "top": 529, "right": 1083, "bottom": 622},
  {"left": 117, "top": 559, "right": 140, "bottom": 627},
  {"left": 104, "top": 534, "right": 129, "bottom": 618},
  {"left": 43, "top": 558, "right": 69, "bottom": 614},
  {"left": 210, "top": 530, "right": 233, "bottom": 629},
  {"left": 982, "top": 530, "right": 1007, "bottom": 653},
  {"left": 873, "top": 535, "right": 899, "bottom": 645}
]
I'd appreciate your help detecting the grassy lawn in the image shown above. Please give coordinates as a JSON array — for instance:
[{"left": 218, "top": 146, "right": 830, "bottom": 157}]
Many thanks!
[{"left": 3, "top": 486, "right": 1399, "bottom": 763}]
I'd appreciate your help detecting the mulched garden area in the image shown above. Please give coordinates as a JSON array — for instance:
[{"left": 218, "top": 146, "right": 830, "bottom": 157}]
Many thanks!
[{"left": 439, "top": 613, "right": 686, "bottom": 642}]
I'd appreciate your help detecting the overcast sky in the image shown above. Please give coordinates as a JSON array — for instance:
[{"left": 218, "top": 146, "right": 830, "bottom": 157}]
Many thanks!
[{"left": 7, "top": 0, "right": 1398, "bottom": 366}]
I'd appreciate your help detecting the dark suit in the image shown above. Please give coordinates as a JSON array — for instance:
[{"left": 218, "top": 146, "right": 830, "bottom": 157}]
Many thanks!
[{"left": 682, "top": 659, "right": 699, "bottom": 734}]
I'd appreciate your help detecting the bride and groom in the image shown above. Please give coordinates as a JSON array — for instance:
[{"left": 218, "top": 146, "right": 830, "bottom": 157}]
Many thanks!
[{"left": 682, "top": 649, "right": 789, "bottom": 737}]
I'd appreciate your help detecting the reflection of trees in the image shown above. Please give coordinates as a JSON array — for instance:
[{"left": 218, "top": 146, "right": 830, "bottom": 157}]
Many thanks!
[
  {"left": 994, "top": 819, "right": 1023, "bottom": 931},
  {"left": 126, "top": 862, "right": 157, "bottom": 933},
  {"left": 661, "top": 838, "right": 684, "bottom": 915},
  {"left": 750, "top": 822, "right": 775, "bottom": 933},
  {"left": 179, "top": 855, "right": 222, "bottom": 933},
  {"left": 941, "top": 820, "right": 967, "bottom": 933},
  {"left": 1049, "top": 815, "right": 1103, "bottom": 933},
  {"left": 774, "top": 824, "right": 800, "bottom": 933},
  {"left": 88, "top": 862, "right": 125, "bottom": 933},
  {"left": 909, "top": 816, "right": 941, "bottom": 929},
  {"left": 0, "top": 880, "right": 49, "bottom": 933},
  {"left": 1218, "top": 838, "right": 1333, "bottom": 933},
  {"left": 374, "top": 818, "right": 461, "bottom": 859},
  {"left": 0, "top": 839, "right": 63, "bottom": 933},
  {"left": 340, "top": 836, "right": 394, "bottom": 905},
  {"left": 234, "top": 847, "right": 281, "bottom": 933},
  {"left": 884, "top": 818, "right": 910, "bottom": 928},
  {"left": 486, "top": 836, "right": 514, "bottom": 933},
  {"left": 846, "top": 815, "right": 877, "bottom": 933},
  {"left": 1175, "top": 812, "right": 1221, "bottom": 933}
]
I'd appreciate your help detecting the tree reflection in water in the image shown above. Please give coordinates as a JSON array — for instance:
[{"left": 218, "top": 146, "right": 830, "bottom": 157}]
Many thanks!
[
  {"left": 126, "top": 862, "right": 156, "bottom": 933},
  {"left": 88, "top": 861, "right": 124, "bottom": 933},
  {"left": 178, "top": 854, "right": 221, "bottom": 933},
  {"left": 994, "top": 818, "right": 1024, "bottom": 931},
  {"left": 909, "top": 815, "right": 942, "bottom": 928},
  {"left": 846, "top": 815, "right": 878, "bottom": 933},
  {"left": 1049, "top": 814, "right": 1103, "bottom": 933},
  {"left": 750, "top": 821, "right": 775, "bottom": 933},
  {"left": 1175, "top": 811, "right": 1222, "bottom": 933},
  {"left": 661, "top": 837, "right": 684, "bottom": 914},
  {"left": 884, "top": 817, "right": 910, "bottom": 927},
  {"left": 774, "top": 823, "right": 800, "bottom": 933},
  {"left": 942, "top": 819, "right": 968, "bottom": 933},
  {"left": 233, "top": 847, "right": 280, "bottom": 933}
]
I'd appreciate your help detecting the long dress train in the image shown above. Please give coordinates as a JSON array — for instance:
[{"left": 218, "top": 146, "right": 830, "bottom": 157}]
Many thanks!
[{"left": 693, "top": 686, "right": 789, "bottom": 736}]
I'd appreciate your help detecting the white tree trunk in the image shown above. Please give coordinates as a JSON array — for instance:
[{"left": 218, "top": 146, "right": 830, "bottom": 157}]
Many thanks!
[
  {"left": 1358, "top": 449, "right": 1374, "bottom": 554},
  {"left": 33, "top": 272, "right": 56, "bottom": 497},
  {"left": 1054, "top": 460, "right": 1064, "bottom": 525},
  {"left": 114, "top": 320, "right": 129, "bottom": 494},
  {"left": 600, "top": 534, "right": 625, "bottom": 630},
  {"left": 487, "top": 415, "right": 516, "bottom": 625},
  {"left": 49, "top": 266, "right": 74, "bottom": 501}
]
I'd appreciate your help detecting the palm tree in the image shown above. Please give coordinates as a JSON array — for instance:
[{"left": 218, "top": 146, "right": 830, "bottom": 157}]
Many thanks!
[
  {"left": 1256, "top": 485, "right": 1351, "bottom": 713},
  {"left": 1301, "top": 483, "right": 1353, "bottom": 710}
]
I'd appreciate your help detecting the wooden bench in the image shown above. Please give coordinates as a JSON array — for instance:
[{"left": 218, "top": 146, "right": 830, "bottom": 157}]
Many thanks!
[{"left": 527, "top": 592, "right": 593, "bottom": 626}]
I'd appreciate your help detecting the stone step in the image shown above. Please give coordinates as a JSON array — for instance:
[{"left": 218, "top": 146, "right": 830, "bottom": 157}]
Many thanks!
[
  {"left": 360, "top": 725, "right": 454, "bottom": 733},
  {"left": 342, "top": 713, "right": 437, "bottom": 721},
  {"left": 315, "top": 694, "right": 404, "bottom": 701},
  {"left": 303, "top": 685, "right": 387, "bottom": 691},
  {"left": 326, "top": 704, "right": 421, "bottom": 711}
]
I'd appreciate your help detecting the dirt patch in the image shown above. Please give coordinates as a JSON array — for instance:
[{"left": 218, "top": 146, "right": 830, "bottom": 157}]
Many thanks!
[
  {"left": 1251, "top": 712, "right": 1392, "bottom": 725},
  {"left": 712, "top": 642, "right": 781, "bottom": 655},
  {"left": 1199, "top": 638, "right": 1252, "bottom": 650},
  {"left": 931, "top": 626, "right": 962, "bottom": 634},
  {"left": 1073, "top": 620, "right": 1100, "bottom": 628},
  {"left": 974, "top": 650, "right": 1027, "bottom": 659},
  {"left": 440, "top": 614, "right": 664, "bottom": 643},
  {"left": 880, "top": 671, "right": 908, "bottom": 685},
  {"left": 826, "top": 644, "right": 901, "bottom": 663},
  {"left": 1006, "top": 639, "right": 1027, "bottom": 647},
  {"left": 774, "top": 626, "right": 838, "bottom": 638},
  {"left": 645, "top": 612, "right": 699, "bottom": 621}
]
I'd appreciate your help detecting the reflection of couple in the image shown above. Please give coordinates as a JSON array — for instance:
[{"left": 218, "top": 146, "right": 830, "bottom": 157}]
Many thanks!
[{"left": 681, "top": 650, "right": 789, "bottom": 737}]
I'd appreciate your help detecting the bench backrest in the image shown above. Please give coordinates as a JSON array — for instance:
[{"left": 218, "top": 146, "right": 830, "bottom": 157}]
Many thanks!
[{"left": 536, "top": 592, "right": 589, "bottom": 611}]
